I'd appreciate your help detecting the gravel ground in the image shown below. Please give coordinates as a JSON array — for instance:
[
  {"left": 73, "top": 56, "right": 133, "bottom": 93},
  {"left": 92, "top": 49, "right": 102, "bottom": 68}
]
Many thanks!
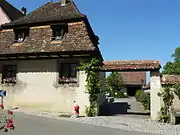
[{"left": 12, "top": 109, "right": 180, "bottom": 135}]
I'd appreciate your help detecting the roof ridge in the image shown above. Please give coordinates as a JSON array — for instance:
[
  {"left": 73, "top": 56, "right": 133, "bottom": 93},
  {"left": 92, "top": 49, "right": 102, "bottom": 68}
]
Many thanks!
[
  {"left": 0, "top": 0, "right": 23, "bottom": 21},
  {"left": 2, "top": 1, "right": 85, "bottom": 28},
  {"left": 25, "top": 2, "right": 50, "bottom": 16}
]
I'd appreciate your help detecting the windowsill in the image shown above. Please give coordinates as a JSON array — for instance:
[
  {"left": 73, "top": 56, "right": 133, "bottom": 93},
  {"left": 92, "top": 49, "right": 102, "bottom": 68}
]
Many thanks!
[
  {"left": 58, "top": 80, "right": 78, "bottom": 84},
  {"left": 58, "top": 81, "right": 79, "bottom": 87},
  {"left": 58, "top": 78, "right": 79, "bottom": 87},
  {"left": 12, "top": 42, "right": 24, "bottom": 46},
  {"left": 50, "top": 40, "right": 63, "bottom": 44},
  {"left": 1, "top": 82, "right": 16, "bottom": 85}
]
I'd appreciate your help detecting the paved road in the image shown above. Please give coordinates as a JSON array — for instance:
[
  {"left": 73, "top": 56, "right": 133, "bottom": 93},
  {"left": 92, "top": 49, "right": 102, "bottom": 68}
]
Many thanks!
[
  {"left": 114, "top": 97, "right": 146, "bottom": 113},
  {"left": 0, "top": 112, "right": 156, "bottom": 135}
]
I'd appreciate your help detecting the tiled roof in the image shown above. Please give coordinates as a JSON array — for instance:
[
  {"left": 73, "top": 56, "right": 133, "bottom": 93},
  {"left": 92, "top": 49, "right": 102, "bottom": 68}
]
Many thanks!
[
  {"left": 120, "top": 72, "right": 146, "bottom": 85},
  {"left": 161, "top": 75, "right": 180, "bottom": 85},
  {"left": 0, "top": 22, "right": 99, "bottom": 55},
  {"left": 102, "top": 60, "right": 161, "bottom": 71},
  {"left": 0, "top": 1, "right": 101, "bottom": 57},
  {"left": 0, "top": 0, "right": 23, "bottom": 22},
  {"left": 2, "top": 1, "right": 85, "bottom": 28},
  {"left": 143, "top": 75, "right": 180, "bottom": 90}
]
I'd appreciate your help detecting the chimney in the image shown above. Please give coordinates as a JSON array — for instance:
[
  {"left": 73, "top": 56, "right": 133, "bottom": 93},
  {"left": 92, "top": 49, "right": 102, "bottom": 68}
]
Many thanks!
[
  {"left": 61, "top": 0, "right": 67, "bottom": 6},
  {"left": 21, "top": 7, "right": 27, "bottom": 15}
]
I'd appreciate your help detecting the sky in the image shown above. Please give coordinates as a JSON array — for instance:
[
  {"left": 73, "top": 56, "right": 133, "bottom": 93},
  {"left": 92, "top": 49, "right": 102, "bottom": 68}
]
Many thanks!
[{"left": 8, "top": 0, "right": 180, "bottom": 68}]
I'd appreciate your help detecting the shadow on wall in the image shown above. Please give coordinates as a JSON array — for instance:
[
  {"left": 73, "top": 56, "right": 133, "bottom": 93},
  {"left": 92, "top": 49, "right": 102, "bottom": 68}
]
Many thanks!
[{"left": 99, "top": 102, "right": 150, "bottom": 116}]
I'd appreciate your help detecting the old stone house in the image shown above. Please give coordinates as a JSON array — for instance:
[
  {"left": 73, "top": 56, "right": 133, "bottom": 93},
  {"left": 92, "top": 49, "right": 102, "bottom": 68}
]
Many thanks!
[
  {"left": 0, "top": 0, "right": 23, "bottom": 26},
  {"left": 0, "top": 0, "right": 105, "bottom": 116}
]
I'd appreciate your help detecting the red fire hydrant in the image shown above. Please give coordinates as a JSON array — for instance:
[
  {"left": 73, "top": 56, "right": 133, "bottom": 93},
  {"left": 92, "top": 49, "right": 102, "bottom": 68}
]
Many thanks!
[
  {"left": 74, "top": 105, "right": 80, "bottom": 115},
  {"left": 71, "top": 103, "right": 80, "bottom": 118}
]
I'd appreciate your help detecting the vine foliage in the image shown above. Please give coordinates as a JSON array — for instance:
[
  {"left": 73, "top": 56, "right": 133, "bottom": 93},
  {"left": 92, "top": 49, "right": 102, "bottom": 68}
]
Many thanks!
[
  {"left": 158, "top": 84, "right": 180, "bottom": 123},
  {"left": 78, "top": 58, "right": 101, "bottom": 116}
]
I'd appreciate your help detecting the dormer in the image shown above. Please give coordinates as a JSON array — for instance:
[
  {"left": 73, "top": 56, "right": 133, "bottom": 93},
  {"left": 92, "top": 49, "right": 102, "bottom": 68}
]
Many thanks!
[
  {"left": 13, "top": 28, "right": 29, "bottom": 43},
  {"left": 51, "top": 24, "right": 68, "bottom": 41}
]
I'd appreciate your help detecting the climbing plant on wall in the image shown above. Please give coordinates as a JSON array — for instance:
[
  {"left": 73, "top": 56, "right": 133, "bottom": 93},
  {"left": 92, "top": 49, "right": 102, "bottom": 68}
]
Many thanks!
[
  {"left": 158, "top": 86, "right": 174, "bottom": 123},
  {"left": 78, "top": 58, "right": 101, "bottom": 117},
  {"left": 158, "top": 84, "right": 180, "bottom": 123},
  {"left": 159, "top": 47, "right": 180, "bottom": 123}
]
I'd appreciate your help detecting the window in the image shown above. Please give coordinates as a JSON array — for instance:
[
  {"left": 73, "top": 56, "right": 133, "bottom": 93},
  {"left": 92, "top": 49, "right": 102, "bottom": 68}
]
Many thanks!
[
  {"left": 51, "top": 25, "right": 67, "bottom": 41},
  {"left": 15, "top": 32, "right": 25, "bottom": 43},
  {"left": 59, "top": 63, "right": 78, "bottom": 83},
  {"left": 14, "top": 28, "right": 28, "bottom": 43},
  {"left": 2, "top": 65, "right": 17, "bottom": 84}
]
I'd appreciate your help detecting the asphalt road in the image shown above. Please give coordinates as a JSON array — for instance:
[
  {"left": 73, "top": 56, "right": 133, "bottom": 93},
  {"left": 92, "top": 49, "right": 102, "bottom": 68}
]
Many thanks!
[{"left": 1, "top": 112, "right": 156, "bottom": 135}]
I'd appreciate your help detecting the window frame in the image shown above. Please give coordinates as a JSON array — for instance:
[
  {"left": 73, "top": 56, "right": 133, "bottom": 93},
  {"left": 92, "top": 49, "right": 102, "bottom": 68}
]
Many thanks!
[
  {"left": 1, "top": 65, "right": 17, "bottom": 84},
  {"left": 59, "top": 63, "right": 78, "bottom": 84},
  {"left": 14, "top": 28, "right": 28, "bottom": 43},
  {"left": 15, "top": 32, "right": 25, "bottom": 43},
  {"left": 51, "top": 24, "right": 67, "bottom": 41}
]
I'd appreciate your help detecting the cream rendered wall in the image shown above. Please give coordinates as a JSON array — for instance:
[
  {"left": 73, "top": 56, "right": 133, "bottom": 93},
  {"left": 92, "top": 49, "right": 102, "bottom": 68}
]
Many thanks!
[
  {"left": 150, "top": 71, "right": 162, "bottom": 121},
  {"left": 0, "top": 7, "right": 11, "bottom": 25},
  {"left": 3, "top": 59, "right": 89, "bottom": 116}
]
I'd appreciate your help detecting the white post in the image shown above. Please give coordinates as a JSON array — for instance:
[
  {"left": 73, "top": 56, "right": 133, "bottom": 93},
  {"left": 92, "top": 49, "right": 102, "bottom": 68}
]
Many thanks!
[{"left": 150, "top": 70, "right": 161, "bottom": 121}]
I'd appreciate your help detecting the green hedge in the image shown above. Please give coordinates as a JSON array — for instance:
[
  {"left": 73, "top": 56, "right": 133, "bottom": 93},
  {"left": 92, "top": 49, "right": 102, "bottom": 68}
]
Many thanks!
[{"left": 135, "top": 90, "right": 150, "bottom": 111}]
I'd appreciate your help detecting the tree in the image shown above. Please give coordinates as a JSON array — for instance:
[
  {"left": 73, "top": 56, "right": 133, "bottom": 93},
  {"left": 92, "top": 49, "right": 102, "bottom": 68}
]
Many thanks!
[
  {"left": 172, "top": 47, "right": 180, "bottom": 61},
  {"left": 162, "top": 47, "right": 180, "bottom": 75},
  {"left": 106, "top": 72, "right": 124, "bottom": 96}
]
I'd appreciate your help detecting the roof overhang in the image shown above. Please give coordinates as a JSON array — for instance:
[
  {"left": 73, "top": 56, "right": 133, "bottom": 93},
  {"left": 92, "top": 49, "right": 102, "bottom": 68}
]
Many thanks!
[
  {"left": 100, "top": 60, "right": 161, "bottom": 72},
  {"left": 0, "top": 50, "right": 99, "bottom": 60}
]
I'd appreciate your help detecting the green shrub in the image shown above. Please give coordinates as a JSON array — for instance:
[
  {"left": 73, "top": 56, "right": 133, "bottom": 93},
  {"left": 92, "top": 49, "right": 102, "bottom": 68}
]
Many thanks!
[
  {"left": 114, "top": 91, "right": 128, "bottom": 98},
  {"left": 135, "top": 90, "right": 142, "bottom": 102},
  {"left": 141, "top": 93, "right": 150, "bottom": 110},
  {"left": 135, "top": 90, "right": 150, "bottom": 111},
  {"left": 85, "top": 106, "right": 97, "bottom": 117}
]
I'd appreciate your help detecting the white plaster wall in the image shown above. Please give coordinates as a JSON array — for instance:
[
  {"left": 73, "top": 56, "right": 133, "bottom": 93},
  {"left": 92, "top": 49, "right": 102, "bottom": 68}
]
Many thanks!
[
  {"left": 150, "top": 71, "right": 162, "bottom": 121},
  {"left": 173, "top": 93, "right": 180, "bottom": 113},
  {"left": 0, "top": 7, "right": 11, "bottom": 25},
  {"left": 3, "top": 59, "right": 89, "bottom": 116}
]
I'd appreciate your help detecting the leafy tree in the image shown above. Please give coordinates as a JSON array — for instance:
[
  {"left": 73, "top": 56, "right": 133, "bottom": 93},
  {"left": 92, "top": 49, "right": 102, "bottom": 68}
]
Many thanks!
[
  {"left": 162, "top": 47, "right": 180, "bottom": 75},
  {"left": 106, "top": 72, "right": 124, "bottom": 96},
  {"left": 172, "top": 47, "right": 180, "bottom": 61}
]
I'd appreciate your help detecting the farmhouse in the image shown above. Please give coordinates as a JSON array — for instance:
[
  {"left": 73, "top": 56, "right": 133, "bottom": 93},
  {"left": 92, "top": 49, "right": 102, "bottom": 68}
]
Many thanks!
[
  {"left": 0, "top": 0, "right": 105, "bottom": 115},
  {"left": 1, "top": 0, "right": 177, "bottom": 122}
]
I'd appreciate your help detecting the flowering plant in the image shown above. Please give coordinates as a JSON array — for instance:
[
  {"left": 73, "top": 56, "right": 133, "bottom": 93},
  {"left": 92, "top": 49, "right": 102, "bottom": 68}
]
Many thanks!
[
  {"left": 58, "top": 76, "right": 77, "bottom": 84},
  {"left": 2, "top": 77, "right": 16, "bottom": 84},
  {"left": 0, "top": 106, "right": 15, "bottom": 132}
]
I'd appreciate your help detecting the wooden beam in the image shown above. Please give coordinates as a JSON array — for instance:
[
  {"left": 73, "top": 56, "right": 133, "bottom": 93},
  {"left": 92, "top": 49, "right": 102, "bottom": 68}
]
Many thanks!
[
  {"left": 49, "top": 55, "right": 60, "bottom": 58},
  {"left": 39, "top": 56, "right": 49, "bottom": 58},
  {"left": 17, "top": 56, "right": 27, "bottom": 59},
  {"left": 73, "top": 54, "right": 90, "bottom": 57},
  {"left": 27, "top": 56, "right": 37, "bottom": 59},
  {"left": 61, "top": 55, "right": 70, "bottom": 57},
  {"left": 8, "top": 57, "right": 17, "bottom": 59}
]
